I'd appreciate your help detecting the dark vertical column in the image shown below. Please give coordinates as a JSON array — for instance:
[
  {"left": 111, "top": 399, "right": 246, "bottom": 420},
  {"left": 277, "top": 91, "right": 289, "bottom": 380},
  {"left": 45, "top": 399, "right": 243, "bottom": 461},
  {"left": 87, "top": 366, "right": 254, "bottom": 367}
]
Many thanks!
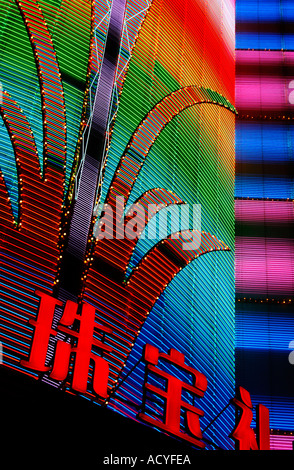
[
  {"left": 60, "top": 0, "right": 127, "bottom": 299},
  {"left": 42, "top": 0, "right": 127, "bottom": 387}
]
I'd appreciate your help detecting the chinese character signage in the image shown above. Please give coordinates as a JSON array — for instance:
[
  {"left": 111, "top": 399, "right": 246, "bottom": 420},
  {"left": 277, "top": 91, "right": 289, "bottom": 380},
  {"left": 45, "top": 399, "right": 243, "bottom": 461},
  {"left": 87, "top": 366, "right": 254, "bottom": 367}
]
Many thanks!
[
  {"left": 21, "top": 291, "right": 112, "bottom": 398},
  {"left": 139, "top": 344, "right": 207, "bottom": 449},
  {"left": 20, "top": 290, "right": 270, "bottom": 451}
]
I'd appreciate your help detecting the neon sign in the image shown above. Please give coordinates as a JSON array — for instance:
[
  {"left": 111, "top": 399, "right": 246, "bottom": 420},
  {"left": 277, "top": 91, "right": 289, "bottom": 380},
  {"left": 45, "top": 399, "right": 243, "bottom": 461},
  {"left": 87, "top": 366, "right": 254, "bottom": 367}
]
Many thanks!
[
  {"left": 231, "top": 387, "right": 270, "bottom": 450},
  {"left": 139, "top": 344, "right": 207, "bottom": 449},
  {"left": 21, "top": 290, "right": 270, "bottom": 450},
  {"left": 289, "top": 80, "right": 294, "bottom": 104},
  {"left": 21, "top": 290, "right": 111, "bottom": 398}
]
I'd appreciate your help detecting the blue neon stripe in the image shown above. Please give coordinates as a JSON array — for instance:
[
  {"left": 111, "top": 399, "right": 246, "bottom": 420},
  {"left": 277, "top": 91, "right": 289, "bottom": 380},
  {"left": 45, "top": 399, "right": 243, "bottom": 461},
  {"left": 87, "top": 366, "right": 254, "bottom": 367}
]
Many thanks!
[
  {"left": 1, "top": 331, "right": 31, "bottom": 348},
  {"left": 236, "top": 33, "right": 294, "bottom": 50},
  {"left": 1, "top": 252, "right": 55, "bottom": 280},
  {"left": 236, "top": 122, "right": 294, "bottom": 163},
  {"left": 0, "top": 313, "right": 33, "bottom": 334},
  {"left": 236, "top": 0, "right": 294, "bottom": 22},
  {"left": 0, "top": 304, "right": 31, "bottom": 323},
  {"left": 251, "top": 396, "right": 294, "bottom": 430},
  {"left": 236, "top": 311, "right": 294, "bottom": 350},
  {"left": 235, "top": 176, "right": 293, "bottom": 199},
  {"left": 0, "top": 283, "right": 32, "bottom": 298},
  {"left": 2, "top": 352, "right": 38, "bottom": 377},
  {"left": 0, "top": 298, "right": 37, "bottom": 317}
]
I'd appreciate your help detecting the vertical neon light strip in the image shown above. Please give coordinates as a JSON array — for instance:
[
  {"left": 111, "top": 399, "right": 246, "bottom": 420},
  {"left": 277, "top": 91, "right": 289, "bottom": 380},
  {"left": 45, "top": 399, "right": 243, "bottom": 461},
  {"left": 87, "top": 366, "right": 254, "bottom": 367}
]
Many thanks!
[
  {"left": 0, "top": 0, "right": 236, "bottom": 451},
  {"left": 0, "top": 0, "right": 91, "bottom": 377},
  {"left": 89, "top": 0, "right": 236, "bottom": 450},
  {"left": 235, "top": 0, "right": 294, "bottom": 448},
  {"left": 42, "top": 0, "right": 128, "bottom": 389},
  {"left": 59, "top": 0, "right": 127, "bottom": 299}
]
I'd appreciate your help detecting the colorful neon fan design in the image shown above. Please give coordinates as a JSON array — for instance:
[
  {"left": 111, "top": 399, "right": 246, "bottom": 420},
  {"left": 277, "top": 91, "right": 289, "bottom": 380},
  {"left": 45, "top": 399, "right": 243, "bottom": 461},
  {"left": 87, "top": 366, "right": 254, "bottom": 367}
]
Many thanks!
[{"left": 0, "top": 0, "right": 236, "bottom": 401}]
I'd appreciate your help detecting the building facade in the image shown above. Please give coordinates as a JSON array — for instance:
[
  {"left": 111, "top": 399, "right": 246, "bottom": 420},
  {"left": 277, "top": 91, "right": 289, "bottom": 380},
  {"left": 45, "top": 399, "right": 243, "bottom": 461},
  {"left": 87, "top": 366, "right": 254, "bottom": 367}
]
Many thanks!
[
  {"left": 235, "top": 0, "right": 294, "bottom": 450},
  {"left": 2, "top": 0, "right": 290, "bottom": 456}
]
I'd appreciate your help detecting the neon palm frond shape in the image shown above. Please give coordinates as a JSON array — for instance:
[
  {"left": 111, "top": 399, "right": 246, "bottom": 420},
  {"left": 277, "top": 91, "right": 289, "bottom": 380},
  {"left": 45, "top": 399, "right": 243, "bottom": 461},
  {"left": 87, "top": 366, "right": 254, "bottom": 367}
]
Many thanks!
[
  {"left": 0, "top": 0, "right": 66, "bottom": 271},
  {"left": 0, "top": 0, "right": 236, "bottom": 400},
  {"left": 81, "top": 86, "right": 236, "bottom": 392},
  {"left": 0, "top": 0, "right": 66, "bottom": 376}
]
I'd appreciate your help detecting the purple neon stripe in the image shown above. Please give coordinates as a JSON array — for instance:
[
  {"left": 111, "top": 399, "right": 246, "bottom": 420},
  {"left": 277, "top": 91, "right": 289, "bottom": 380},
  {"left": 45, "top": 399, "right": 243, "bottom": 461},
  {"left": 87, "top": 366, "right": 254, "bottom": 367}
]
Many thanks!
[
  {"left": 235, "top": 200, "right": 294, "bottom": 224},
  {"left": 236, "top": 50, "right": 294, "bottom": 113},
  {"left": 66, "top": 0, "right": 127, "bottom": 264},
  {"left": 235, "top": 236, "right": 294, "bottom": 296},
  {"left": 270, "top": 434, "right": 294, "bottom": 450},
  {"left": 42, "top": 0, "right": 128, "bottom": 388}
]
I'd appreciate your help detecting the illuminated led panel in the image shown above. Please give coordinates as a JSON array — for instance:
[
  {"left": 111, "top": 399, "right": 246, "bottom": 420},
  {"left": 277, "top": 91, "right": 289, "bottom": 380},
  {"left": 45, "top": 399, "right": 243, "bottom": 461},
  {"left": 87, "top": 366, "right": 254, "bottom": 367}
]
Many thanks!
[
  {"left": 0, "top": 0, "right": 236, "bottom": 451},
  {"left": 235, "top": 0, "right": 294, "bottom": 448},
  {"left": 235, "top": 237, "right": 294, "bottom": 296},
  {"left": 235, "top": 50, "right": 294, "bottom": 199},
  {"left": 82, "top": 0, "right": 236, "bottom": 450},
  {"left": 270, "top": 435, "right": 294, "bottom": 450},
  {"left": 236, "top": 0, "right": 294, "bottom": 50},
  {"left": 0, "top": 0, "right": 91, "bottom": 375},
  {"left": 235, "top": 200, "right": 294, "bottom": 297},
  {"left": 101, "top": 0, "right": 235, "bottom": 205},
  {"left": 236, "top": 121, "right": 294, "bottom": 163},
  {"left": 236, "top": 123, "right": 294, "bottom": 199},
  {"left": 236, "top": 301, "right": 294, "bottom": 433},
  {"left": 236, "top": 51, "right": 294, "bottom": 116}
]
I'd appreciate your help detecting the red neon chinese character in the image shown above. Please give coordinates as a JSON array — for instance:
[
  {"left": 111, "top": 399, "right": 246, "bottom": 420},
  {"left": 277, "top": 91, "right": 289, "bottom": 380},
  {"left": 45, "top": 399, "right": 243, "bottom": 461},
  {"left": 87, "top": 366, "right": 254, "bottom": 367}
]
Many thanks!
[
  {"left": 231, "top": 386, "right": 270, "bottom": 450},
  {"left": 138, "top": 344, "right": 208, "bottom": 449},
  {"left": 21, "top": 290, "right": 112, "bottom": 398}
]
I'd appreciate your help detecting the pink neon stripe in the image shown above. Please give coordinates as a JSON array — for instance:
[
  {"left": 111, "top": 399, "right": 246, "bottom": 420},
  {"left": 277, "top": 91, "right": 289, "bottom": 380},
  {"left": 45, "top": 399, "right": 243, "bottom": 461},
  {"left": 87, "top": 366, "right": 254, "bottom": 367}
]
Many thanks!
[
  {"left": 235, "top": 200, "right": 294, "bottom": 224},
  {"left": 236, "top": 50, "right": 294, "bottom": 66},
  {"left": 236, "top": 51, "right": 294, "bottom": 111},
  {"left": 270, "top": 435, "right": 294, "bottom": 450},
  {"left": 235, "top": 237, "right": 294, "bottom": 295},
  {"left": 236, "top": 76, "right": 291, "bottom": 110}
]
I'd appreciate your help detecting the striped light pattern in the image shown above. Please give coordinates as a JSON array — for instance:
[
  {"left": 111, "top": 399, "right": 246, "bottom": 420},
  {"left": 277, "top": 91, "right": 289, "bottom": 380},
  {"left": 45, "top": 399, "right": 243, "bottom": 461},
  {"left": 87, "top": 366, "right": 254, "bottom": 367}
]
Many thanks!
[
  {"left": 0, "top": 0, "right": 236, "bottom": 451},
  {"left": 235, "top": 0, "right": 294, "bottom": 443},
  {"left": 235, "top": 200, "right": 294, "bottom": 295},
  {"left": 270, "top": 434, "right": 294, "bottom": 450},
  {"left": 236, "top": 0, "right": 294, "bottom": 50},
  {"left": 0, "top": 0, "right": 91, "bottom": 375},
  {"left": 83, "top": 0, "right": 236, "bottom": 450},
  {"left": 236, "top": 236, "right": 294, "bottom": 296},
  {"left": 0, "top": 0, "right": 67, "bottom": 377},
  {"left": 236, "top": 51, "right": 294, "bottom": 114},
  {"left": 96, "top": 86, "right": 236, "bottom": 275}
]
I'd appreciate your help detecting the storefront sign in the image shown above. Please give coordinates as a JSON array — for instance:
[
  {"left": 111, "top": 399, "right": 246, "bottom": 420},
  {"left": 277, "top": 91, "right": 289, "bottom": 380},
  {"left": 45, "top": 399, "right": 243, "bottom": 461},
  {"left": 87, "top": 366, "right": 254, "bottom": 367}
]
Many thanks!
[{"left": 21, "top": 290, "right": 270, "bottom": 450}]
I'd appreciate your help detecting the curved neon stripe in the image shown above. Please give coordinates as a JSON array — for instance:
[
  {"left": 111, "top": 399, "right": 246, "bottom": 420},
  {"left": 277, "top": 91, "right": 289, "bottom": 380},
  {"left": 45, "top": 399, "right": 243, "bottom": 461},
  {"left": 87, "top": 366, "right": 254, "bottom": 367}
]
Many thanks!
[
  {"left": 15, "top": 0, "right": 66, "bottom": 171},
  {"left": 127, "top": 230, "right": 229, "bottom": 315},
  {"left": 106, "top": 85, "right": 236, "bottom": 206},
  {"left": 93, "top": 85, "right": 235, "bottom": 272},
  {"left": 95, "top": 187, "right": 184, "bottom": 274},
  {"left": 0, "top": 90, "right": 40, "bottom": 230},
  {"left": 83, "top": 228, "right": 229, "bottom": 387},
  {"left": 82, "top": 87, "right": 235, "bottom": 386}
]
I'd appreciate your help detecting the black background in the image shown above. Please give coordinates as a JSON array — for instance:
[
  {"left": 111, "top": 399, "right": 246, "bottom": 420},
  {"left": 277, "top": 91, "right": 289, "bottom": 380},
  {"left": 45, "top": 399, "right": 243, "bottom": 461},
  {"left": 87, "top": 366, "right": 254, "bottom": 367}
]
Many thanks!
[{"left": 0, "top": 366, "right": 289, "bottom": 466}]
